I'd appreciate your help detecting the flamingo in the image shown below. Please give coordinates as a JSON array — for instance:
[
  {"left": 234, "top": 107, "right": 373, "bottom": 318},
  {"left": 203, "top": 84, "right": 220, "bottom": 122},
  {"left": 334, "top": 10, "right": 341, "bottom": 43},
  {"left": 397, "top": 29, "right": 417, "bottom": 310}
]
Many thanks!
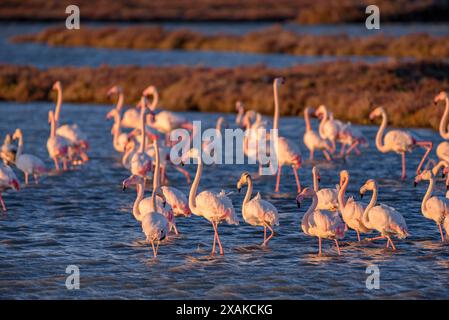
[
  {"left": 370, "top": 106, "right": 433, "bottom": 180},
  {"left": 107, "top": 85, "right": 140, "bottom": 129},
  {"left": 185, "top": 148, "right": 238, "bottom": 256},
  {"left": 435, "top": 91, "right": 449, "bottom": 163},
  {"left": 303, "top": 107, "right": 331, "bottom": 161},
  {"left": 359, "top": 179, "right": 409, "bottom": 250},
  {"left": 237, "top": 172, "right": 279, "bottom": 246},
  {"left": 129, "top": 96, "right": 152, "bottom": 178},
  {"left": 235, "top": 101, "right": 245, "bottom": 128},
  {"left": 414, "top": 169, "right": 449, "bottom": 242},
  {"left": 1, "top": 134, "right": 17, "bottom": 166},
  {"left": 46, "top": 110, "right": 69, "bottom": 171},
  {"left": 338, "top": 123, "right": 368, "bottom": 157},
  {"left": 312, "top": 166, "right": 338, "bottom": 211},
  {"left": 296, "top": 187, "right": 345, "bottom": 255},
  {"left": 106, "top": 109, "right": 128, "bottom": 153},
  {"left": 52, "top": 81, "right": 89, "bottom": 165},
  {"left": 12, "top": 129, "right": 46, "bottom": 184},
  {"left": 0, "top": 163, "right": 20, "bottom": 211},
  {"left": 315, "top": 105, "right": 343, "bottom": 153},
  {"left": 272, "top": 77, "right": 302, "bottom": 193},
  {"left": 338, "top": 170, "right": 372, "bottom": 241}
]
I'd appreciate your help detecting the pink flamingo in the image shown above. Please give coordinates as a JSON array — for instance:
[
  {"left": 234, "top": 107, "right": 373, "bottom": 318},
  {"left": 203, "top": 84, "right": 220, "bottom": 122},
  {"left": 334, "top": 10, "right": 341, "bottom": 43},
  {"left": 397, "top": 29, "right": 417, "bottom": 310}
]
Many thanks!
[
  {"left": 312, "top": 166, "right": 338, "bottom": 211},
  {"left": 272, "top": 77, "right": 302, "bottom": 193},
  {"left": 296, "top": 187, "right": 345, "bottom": 255},
  {"left": 46, "top": 110, "right": 69, "bottom": 171},
  {"left": 106, "top": 109, "right": 128, "bottom": 153},
  {"left": 415, "top": 169, "right": 449, "bottom": 242},
  {"left": 303, "top": 107, "right": 332, "bottom": 161},
  {"left": 370, "top": 107, "right": 433, "bottom": 180},
  {"left": 315, "top": 105, "right": 343, "bottom": 153},
  {"left": 338, "top": 123, "right": 368, "bottom": 157},
  {"left": 338, "top": 170, "right": 371, "bottom": 241},
  {"left": 359, "top": 179, "right": 409, "bottom": 250},
  {"left": 185, "top": 148, "right": 238, "bottom": 256},
  {"left": 237, "top": 172, "right": 279, "bottom": 246},
  {"left": 130, "top": 96, "right": 152, "bottom": 178},
  {"left": 0, "top": 163, "right": 19, "bottom": 211},
  {"left": 435, "top": 92, "right": 449, "bottom": 163},
  {"left": 107, "top": 85, "right": 140, "bottom": 129},
  {"left": 12, "top": 129, "right": 46, "bottom": 184}
]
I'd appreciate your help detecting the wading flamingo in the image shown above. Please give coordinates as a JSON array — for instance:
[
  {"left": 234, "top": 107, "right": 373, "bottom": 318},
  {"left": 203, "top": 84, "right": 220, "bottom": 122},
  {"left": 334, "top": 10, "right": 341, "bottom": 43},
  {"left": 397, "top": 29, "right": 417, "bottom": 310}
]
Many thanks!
[
  {"left": 359, "top": 179, "right": 409, "bottom": 250},
  {"left": 0, "top": 163, "right": 19, "bottom": 211},
  {"left": 1, "top": 134, "right": 17, "bottom": 165},
  {"left": 185, "top": 148, "right": 238, "bottom": 256},
  {"left": 52, "top": 81, "right": 89, "bottom": 165},
  {"left": 272, "top": 77, "right": 302, "bottom": 193},
  {"left": 12, "top": 129, "right": 46, "bottom": 184},
  {"left": 106, "top": 109, "right": 128, "bottom": 153},
  {"left": 370, "top": 107, "right": 433, "bottom": 180},
  {"left": 130, "top": 96, "right": 152, "bottom": 178},
  {"left": 414, "top": 170, "right": 449, "bottom": 242},
  {"left": 237, "top": 172, "right": 279, "bottom": 246},
  {"left": 435, "top": 92, "right": 449, "bottom": 163},
  {"left": 338, "top": 124, "right": 368, "bottom": 157},
  {"left": 107, "top": 85, "right": 140, "bottom": 129},
  {"left": 312, "top": 166, "right": 338, "bottom": 211},
  {"left": 315, "top": 105, "right": 343, "bottom": 153},
  {"left": 303, "top": 107, "right": 331, "bottom": 161},
  {"left": 46, "top": 110, "right": 69, "bottom": 171},
  {"left": 296, "top": 187, "right": 345, "bottom": 255},
  {"left": 338, "top": 170, "right": 371, "bottom": 241}
]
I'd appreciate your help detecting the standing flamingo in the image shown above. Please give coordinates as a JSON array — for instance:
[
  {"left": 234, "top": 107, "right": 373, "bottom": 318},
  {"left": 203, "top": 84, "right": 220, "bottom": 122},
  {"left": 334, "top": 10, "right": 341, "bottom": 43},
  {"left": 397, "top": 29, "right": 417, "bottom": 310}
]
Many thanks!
[
  {"left": 296, "top": 187, "right": 345, "bottom": 255},
  {"left": 107, "top": 85, "right": 140, "bottom": 129},
  {"left": 46, "top": 110, "right": 69, "bottom": 171},
  {"left": 414, "top": 170, "right": 449, "bottom": 242},
  {"left": 338, "top": 170, "right": 371, "bottom": 241},
  {"left": 12, "top": 129, "right": 46, "bottom": 184},
  {"left": 303, "top": 107, "right": 331, "bottom": 161},
  {"left": 130, "top": 96, "right": 152, "bottom": 178},
  {"left": 315, "top": 105, "right": 342, "bottom": 153},
  {"left": 0, "top": 163, "right": 19, "bottom": 211},
  {"left": 435, "top": 91, "right": 449, "bottom": 163},
  {"left": 237, "top": 172, "right": 279, "bottom": 246},
  {"left": 106, "top": 109, "right": 128, "bottom": 153},
  {"left": 52, "top": 81, "right": 89, "bottom": 165},
  {"left": 370, "top": 107, "right": 433, "bottom": 180},
  {"left": 338, "top": 123, "right": 368, "bottom": 157},
  {"left": 272, "top": 77, "right": 302, "bottom": 193},
  {"left": 359, "top": 179, "right": 409, "bottom": 250},
  {"left": 312, "top": 166, "right": 338, "bottom": 211},
  {"left": 185, "top": 148, "right": 238, "bottom": 256}
]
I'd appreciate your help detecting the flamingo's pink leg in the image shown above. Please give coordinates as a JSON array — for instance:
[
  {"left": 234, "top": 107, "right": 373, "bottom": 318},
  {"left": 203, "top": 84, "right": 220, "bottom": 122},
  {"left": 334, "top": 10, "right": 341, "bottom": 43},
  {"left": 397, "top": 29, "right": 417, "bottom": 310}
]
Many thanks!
[
  {"left": 150, "top": 240, "right": 157, "bottom": 257},
  {"left": 309, "top": 149, "right": 314, "bottom": 161},
  {"left": 318, "top": 237, "right": 322, "bottom": 255},
  {"left": 346, "top": 141, "right": 360, "bottom": 156},
  {"left": 386, "top": 239, "right": 390, "bottom": 248},
  {"left": 263, "top": 226, "right": 267, "bottom": 243},
  {"left": 356, "top": 230, "right": 361, "bottom": 242},
  {"left": 334, "top": 239, "right": 341, "bottom": 255},
  {"left": 366, "top": 236, "right": 385, "bottom": 242},
  {"left": 33, "top": 174, "right": 39, "bottom": 184},
  {"left": 339, "top": 144, "right": 346, "bottom": 157},
  {"left": 275, "top": 163, "right": 282, "bottom": 193},
  {"left": 438, "top": 224, "right": 445, "bottom": 242},
  {"left": 387, "top": 236, "right": 396, "bottom": 250},
  {"left": 263, "top": 225, "right": 274, "bottom": 246},
  {"left": 173, "top": 165, "right": 191, "bottom": 184},
  {"left": 401, "top": 152, "right": 407, "bottom": 180},
  {"left": 0, "top": 193, "right": 6, "bottom": 212},
  {"left": 79, "top": 150, "right": 89, "bottom": 163},
  {"left": 53, "top": 157, "right": 59, "bottom": 170},
  {"left": 24, "top": 173, "right": 29, "bottom": 185},
  {"left": 211, "top": 224, "right": 217, "bottom": 256},
  {"left": 292, "top": 166, "right": 301, "bottom": 193},
  {"left": 415, "top": 141, "right": 433, "bottom": 175},
  {"left": 322, "top": 150, "right": 331, "bottom": 161},
  {"left": 330, "top": 140, "right": 336, "bottom": 154},
  {"left": 212, "top": 221, "right": 224, "bottom": 255}
]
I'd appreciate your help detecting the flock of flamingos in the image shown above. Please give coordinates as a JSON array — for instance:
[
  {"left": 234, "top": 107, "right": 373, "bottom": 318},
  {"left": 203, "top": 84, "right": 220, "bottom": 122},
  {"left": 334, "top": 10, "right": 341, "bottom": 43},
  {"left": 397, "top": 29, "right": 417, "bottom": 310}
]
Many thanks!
[{"left": 1, "top": 78, "right": 449, "bottom": 258}]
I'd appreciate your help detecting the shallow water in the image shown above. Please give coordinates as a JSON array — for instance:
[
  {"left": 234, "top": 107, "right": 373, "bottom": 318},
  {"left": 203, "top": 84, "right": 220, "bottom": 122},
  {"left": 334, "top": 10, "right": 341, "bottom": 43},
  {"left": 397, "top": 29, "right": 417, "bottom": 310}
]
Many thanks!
[{"left": 0, "top": 102, "right": 449, "bottom": 299}]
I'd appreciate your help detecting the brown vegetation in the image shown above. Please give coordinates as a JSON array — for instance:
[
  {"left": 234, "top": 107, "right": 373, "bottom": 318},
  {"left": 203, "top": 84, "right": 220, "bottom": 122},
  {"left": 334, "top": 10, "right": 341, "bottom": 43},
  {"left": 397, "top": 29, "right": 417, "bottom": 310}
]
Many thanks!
[
  {"left": 12, "top": 25, "right": 449, "bottom": 59},
  {"left": 0, "top": 61, "right": 448, "bottom": 129},
  {"left": 1, "top": 0, "right": 448, "bottom": 23}
]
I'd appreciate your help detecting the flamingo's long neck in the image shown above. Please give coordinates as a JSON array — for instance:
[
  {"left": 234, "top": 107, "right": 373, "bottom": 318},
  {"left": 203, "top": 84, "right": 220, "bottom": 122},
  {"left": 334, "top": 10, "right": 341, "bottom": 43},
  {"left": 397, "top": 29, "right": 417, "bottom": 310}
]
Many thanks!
[
  {"left": 304, "top": 108, "right": 312, "bottom": 132},
  {"left": 242, "top": 177, "right": 253, "bottom": 218},
  {"left": 236, "top": 107, "right": 244, "bottom": 125},
  {"left": 312, "top": 170, "right": 319, "bottom": 192},
  {"left": 132, "top": 179, "right": 145, "bottom": 222},
  {"left": 139, "top": 99, "right": 146, "bottom": 153},
  {"left": 273, "top": 83, "right": 280, "bottom": 131},
  {"left": 112, "top": 113, "right": 122, "bottom": 150},
  {"left": 338, "top": 177, "right": 348, "bottom": 210},
  {"left": 302, "top": 193, "right": 318, "bottom": 233},
  {"left": 188, "top": 153, "right": 202, "bottom": 214},
  {"left": 362, "top": 185, "right": 378, "bottom": 227},
  {"left": 16, "top": 133, "right": 23, "bottom": 159},
  {"left": 50, "top": 113, "right": 56, "bottom": 138},
  {"left": 421, "top": 175, "right": 435, "bottom": 216},
  {"left": 54, "top": 87, "right": 62, "bottom": 123},
  {"left": 116, "top": 92, "right": 124, "bottom": 112},
  {"left": 149, "top": 90, "right": 159, "bottom": 112},
  {"left": 151, "top": 139, "right": 160, "bottom": 211},
  {"left": 318, "top": 109, "right": 328, "bottom": 137},
  {"left": 439, "top": 97, "right": 449, "bottom": 139},
  {"left": 374, "top": 111, "right": 389, "bottom": 153},
  {"left": 122, "top": 143, "right": 135, "bottom": 167},
  {"left": 216, "top": 117, "right": 224, "bottom": 133}
]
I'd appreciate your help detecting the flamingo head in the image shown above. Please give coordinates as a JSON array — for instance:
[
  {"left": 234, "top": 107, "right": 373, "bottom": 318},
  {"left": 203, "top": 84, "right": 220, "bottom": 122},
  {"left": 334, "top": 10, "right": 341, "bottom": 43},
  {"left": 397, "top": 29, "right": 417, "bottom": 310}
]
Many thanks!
[
  {"left": 237, "top": 172, "right": 251, "bottom": 193},
  {"left": 142, "top": 85, "right": 157, "bottom": 97},
  {"left": 295, "top": 187, "right": 316, "bottom": 208},
  {"left": 369, "top": 107, "right": 384, "bottom": 121},
  {"left": 434, "top": 91, "right": 448, "bottom": 105},
  {"left": 235, "top": 101, "right": 244, "bottom": 113},
  {"left": 314, "top": 105, "right": 327, "bottom": 119},
  {"left": 414, "top": 170, "right": 433, "bottom": 187},
  {"left": 359, "top": 179, "right": 377, "bottom": 198},
  {"left": 339, "top": 170, "right": 349, "bottom": 187},
  {"left": 52, "top": 81, "right": 61, "bottom": 91},
  {"left": 9, "top": 179, "right": 20, "bottom": 191},
  {"left": 12, "top": 128, "right": 22, "bottom": 140},
  {"left": 273, "top": 77, "right": 285, "bottom": 87},
  {"left": 312, "top": 166, "right": 321, "bottom": 183},
  {"left": 107, "top": 85, "right": 122, "bottom": 97},
  {"left": 122, "top": 174, "right": 141, "bottom": 191}
]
